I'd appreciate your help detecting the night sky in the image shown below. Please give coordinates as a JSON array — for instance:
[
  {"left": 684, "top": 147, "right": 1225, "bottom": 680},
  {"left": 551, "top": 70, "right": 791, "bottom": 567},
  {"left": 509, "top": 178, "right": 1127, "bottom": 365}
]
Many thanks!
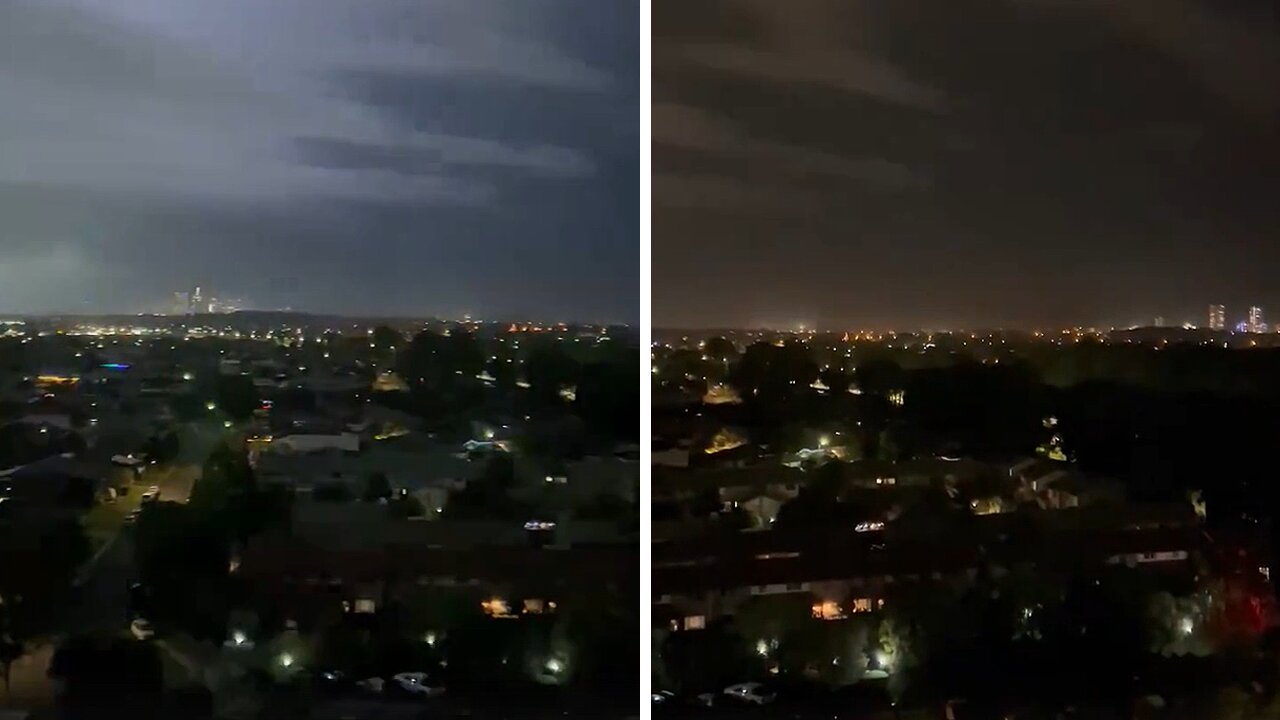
[
  {"left": 655, "top": 0, "right": 1279, "bottom": 331},
  {"left": 2, "top": 0, "right": 637, "bottom": 322}
]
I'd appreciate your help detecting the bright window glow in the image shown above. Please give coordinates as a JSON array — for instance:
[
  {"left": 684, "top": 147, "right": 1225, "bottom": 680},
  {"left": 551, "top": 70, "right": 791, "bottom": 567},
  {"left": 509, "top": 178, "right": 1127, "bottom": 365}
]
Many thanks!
[{"left": 812, "top": 601, "right": 845, "bottom": 621}]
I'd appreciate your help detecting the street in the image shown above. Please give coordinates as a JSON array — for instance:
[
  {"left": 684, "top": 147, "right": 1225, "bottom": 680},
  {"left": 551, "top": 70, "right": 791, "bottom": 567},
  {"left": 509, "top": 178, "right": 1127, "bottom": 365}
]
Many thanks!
[{"left": 1, "top": 421, "right": 226, "bottom": 712}]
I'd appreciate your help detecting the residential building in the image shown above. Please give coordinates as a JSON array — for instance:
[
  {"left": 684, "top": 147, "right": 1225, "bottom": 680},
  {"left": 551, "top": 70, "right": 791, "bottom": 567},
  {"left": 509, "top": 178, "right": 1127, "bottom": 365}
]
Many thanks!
[{"left": 1208, "top": 304, "right": 1225, "bottom": 331}]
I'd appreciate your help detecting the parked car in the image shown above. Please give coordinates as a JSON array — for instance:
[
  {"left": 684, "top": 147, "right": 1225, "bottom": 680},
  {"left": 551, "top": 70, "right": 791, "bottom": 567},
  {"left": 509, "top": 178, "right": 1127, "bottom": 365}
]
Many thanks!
[
  {"left": 140, "top": 487, "right": 160, "bottom": 503},
  {"left": 315, "top": 670, "right": 356, "bottom": 694},
  {"left": 355, "top": 677, "right": 385, "bottom": 694},
  {"left": 723, "top": 682, "right": 776, "bottom": 705},
  {"left": 130, "top": 618, "right": 155, "bottom": 640},
  {"left": 391, "top": 672, "right": 446, "bottom": 697}
]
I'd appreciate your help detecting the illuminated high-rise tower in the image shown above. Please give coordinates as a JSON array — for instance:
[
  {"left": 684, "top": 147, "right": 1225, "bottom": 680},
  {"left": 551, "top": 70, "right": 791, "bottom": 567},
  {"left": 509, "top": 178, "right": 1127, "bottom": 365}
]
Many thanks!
[
  {"left": 1249, "top": 306, "right": 1264, "bottom": 333},
  {"left": 1208, "top": 304, "right": 1225, "bottom": 331}
]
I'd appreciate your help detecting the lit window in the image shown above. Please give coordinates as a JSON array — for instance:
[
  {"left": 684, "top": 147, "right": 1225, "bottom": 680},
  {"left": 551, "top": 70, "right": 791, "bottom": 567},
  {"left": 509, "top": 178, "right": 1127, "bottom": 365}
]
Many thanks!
[
  {"left": 482, "top": 598, "right": 515, "bottom": 618},
  {"left": 851, "top": 597, "right": 872, "bottom": 613},
  {"left": 811, "top": 601, "right": 845, "bottom": 621},
  {"left": 523, "top": 599, "right": 545, "bottom": 614},
  {"left": 353, "top": 598, "right": 376, "bottom": 614},
  {"left": 683, "top": 615, "right": 706, "bottom": 630}
]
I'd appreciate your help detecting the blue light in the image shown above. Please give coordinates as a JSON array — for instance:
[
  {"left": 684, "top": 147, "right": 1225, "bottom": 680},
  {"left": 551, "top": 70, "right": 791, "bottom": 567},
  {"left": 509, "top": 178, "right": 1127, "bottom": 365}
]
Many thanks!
[{"left": 101, "top": 363, "right": 130, "bottom": 370}]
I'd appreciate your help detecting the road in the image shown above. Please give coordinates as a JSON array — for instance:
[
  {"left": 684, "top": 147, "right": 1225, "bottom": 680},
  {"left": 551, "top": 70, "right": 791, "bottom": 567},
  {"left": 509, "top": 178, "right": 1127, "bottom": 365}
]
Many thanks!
[{"left": 1, "top": 421, "right": 227, "bottom": 712}]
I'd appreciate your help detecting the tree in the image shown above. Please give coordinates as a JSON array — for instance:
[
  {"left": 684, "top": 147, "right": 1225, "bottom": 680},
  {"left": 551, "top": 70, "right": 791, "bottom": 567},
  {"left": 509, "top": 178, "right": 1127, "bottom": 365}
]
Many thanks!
[
  {"left": 525, "top": 346, "right": 581, "bottom": 406},
  {"left": 818, "top": 365, "right": 854, "bottom": 395},
  {"left": 133, "top": 503, "right": 231, "bottom": 641},
  {"left": 398, "top": 330, "right": 483, "bottom": 392},
  {"left": 0, "top": 636, "right": 21, "bottom": 693},
  {"left": 49, "top": 637, "right": 164, "bottom": 719},
  {"left": 575, "top": 356, "right": 640, "bottom": 441},
  {"left": 141, "top": 431, "right": 179, "bottom": 464},
  {"left": 313, "top": 481, "right": 354, "bottom": 503},
  {"left": 703, "top": 337, "right": 738, "bottom": 365},
  {"left": 444, "top": 454, "right": 527, "bottom": 520},
  {"left": 1, "top": 519, "right": 90, "bottom": 652},
  {"left": 729, "top": 341, "right": 819, "bottom": 404},
  {"left": 371, "top": 325, "right": 401, "bottom": 355},
  {"left": 388, "top": 494, "right": 427, "bottom": 518},
  {"left": 659, "top": 618, "right": 753, "bottom": 693},
  {"left": 856, "top": 359, "right": 905, "bottom": 398},
  {"left": 214, "top": 374, "right": 259, "bottom": 421},
  {"left": 363, "top": 472, "right": 392, "bottom": 502}
]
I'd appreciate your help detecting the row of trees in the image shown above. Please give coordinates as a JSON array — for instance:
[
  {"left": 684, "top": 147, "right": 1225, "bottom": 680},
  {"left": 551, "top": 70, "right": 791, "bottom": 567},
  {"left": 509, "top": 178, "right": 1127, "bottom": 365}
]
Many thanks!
[
  {"left": 307, "top": 580, "right": 638, "bottom": 699},
  {"left": 656, "top": 566, "right": 1258, "bottom": 707},
  {"left": 1, "top": 518, "right": 91, "bottom": 692},
  {"left": 386, "top": 328, "right": 638, "bottom": 443},
  {"left": 134, "top": 441, "right": 291, "bottom": 642}
]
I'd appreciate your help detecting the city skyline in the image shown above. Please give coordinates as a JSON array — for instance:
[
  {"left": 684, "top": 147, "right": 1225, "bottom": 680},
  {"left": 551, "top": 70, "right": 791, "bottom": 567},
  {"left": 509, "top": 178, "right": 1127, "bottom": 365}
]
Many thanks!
[
  {"left": 654, "top": 0, "right": 1280, "bottom": 329},
  {"left": 652, "top": 302, "right": 1278, "bottom": 334},
  {"left": 1, "top": 0, "right": 638, "bottom": 322}
]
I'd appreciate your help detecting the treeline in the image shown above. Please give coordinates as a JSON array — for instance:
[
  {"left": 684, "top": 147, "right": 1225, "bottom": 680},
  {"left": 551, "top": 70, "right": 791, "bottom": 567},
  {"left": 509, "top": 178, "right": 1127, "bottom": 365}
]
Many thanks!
[{"left": 376, "top": 327, "right": 638, "bottom": 444}]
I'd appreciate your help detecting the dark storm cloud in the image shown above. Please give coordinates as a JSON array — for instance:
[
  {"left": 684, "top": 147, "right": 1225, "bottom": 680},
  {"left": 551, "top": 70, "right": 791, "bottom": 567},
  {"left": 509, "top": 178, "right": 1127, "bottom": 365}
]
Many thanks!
[
  {"left": 655, "top": 0, "right": 1280, "bottom": 330},
  {"left": 0, "top": 0, "right": 637, "bottom": 321}
]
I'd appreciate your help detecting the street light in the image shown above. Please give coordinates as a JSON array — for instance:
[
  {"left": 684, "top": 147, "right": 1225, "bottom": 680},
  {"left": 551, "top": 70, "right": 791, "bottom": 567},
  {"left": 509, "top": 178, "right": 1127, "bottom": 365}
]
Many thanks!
[
  {"left": 544, "top": 657, "right": 563, "bottom": 674},
  {"left": 279, "top": 653, "right": 294, "bottom": 668},
  {"left": 206, "top": 402, "right": 217, "bottom": 411}
]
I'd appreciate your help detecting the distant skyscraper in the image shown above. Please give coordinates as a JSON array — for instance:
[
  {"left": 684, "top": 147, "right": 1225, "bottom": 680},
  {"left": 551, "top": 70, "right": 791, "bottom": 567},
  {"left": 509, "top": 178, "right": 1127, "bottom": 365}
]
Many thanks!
[
  {"left": 1208, "top": 304, "right": 1225, "bottom": 331},
  {"left": 1249, "top": 306, "right": 1264, "bottom": 333},
  {"left": 1154, "top": 316, "right": 1166, "bottom": 328}
]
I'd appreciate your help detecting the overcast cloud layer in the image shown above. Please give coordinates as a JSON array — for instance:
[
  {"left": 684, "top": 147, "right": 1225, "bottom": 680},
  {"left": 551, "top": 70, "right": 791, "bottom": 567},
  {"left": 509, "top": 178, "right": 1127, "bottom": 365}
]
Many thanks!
[
  {"left": 654, "top": 0, "right": 1280, "bottom": 330},
  {"left": 1, "top": 0, "right": 637, "bottom": 321}
]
